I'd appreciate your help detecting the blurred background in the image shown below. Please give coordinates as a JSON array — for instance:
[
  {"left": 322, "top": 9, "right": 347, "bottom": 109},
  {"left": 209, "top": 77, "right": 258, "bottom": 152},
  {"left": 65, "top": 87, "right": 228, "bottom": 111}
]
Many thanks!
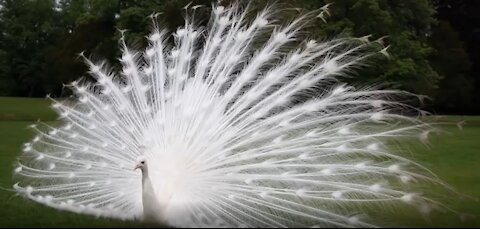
[{"left": 0, "top": 0, "right": 478, "bottom": 115}]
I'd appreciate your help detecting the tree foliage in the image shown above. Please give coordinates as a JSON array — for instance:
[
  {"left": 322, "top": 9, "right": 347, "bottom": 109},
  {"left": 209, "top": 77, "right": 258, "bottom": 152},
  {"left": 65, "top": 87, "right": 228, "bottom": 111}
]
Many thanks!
[
  {"left": 305, "top": 0, "right": 440, "bottom": 95},
  {"left": 429, "top": 20, "right": 474, "bottom": 114},
  {"left": 0, "top": 0, "right": 476, "bottom": 113}
]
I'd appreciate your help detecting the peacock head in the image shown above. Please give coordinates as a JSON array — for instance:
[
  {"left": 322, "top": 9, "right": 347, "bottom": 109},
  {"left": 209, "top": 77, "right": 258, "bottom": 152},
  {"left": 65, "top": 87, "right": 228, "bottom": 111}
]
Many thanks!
[{"left": 134, "top": 156, "right": 147, "bottom": 171}]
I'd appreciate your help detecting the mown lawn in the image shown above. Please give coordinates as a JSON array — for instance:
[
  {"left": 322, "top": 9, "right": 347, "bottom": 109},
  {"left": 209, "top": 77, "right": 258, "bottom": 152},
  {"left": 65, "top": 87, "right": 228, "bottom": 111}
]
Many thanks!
[{"left": 0, "top": 97, "right": 479, "bottom": 227}]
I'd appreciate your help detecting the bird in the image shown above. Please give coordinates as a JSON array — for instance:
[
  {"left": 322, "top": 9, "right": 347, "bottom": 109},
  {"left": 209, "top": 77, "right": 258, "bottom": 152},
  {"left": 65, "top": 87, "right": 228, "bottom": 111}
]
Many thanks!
[
  {"left": 134, "top": 157, "right": 172, "bottom": 226},
  {"left": 12, "top": 2, "right": 455, "bottom": 228}
]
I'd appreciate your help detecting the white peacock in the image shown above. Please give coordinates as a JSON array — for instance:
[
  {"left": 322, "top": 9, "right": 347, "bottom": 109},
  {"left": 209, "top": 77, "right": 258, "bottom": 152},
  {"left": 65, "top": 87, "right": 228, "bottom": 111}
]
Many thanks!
[{"left": 12, "top": 2, "right": 456, "bottom": 228}]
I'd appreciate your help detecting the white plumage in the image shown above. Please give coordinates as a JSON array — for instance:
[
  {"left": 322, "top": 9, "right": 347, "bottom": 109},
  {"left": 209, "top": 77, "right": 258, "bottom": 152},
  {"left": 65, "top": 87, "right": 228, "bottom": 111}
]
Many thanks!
[
  {"left": 135, "top": 159, "right": 170, "bottom": 225},
  {"left": 13, "top": 2, "right": 452, "bottom": 227}
]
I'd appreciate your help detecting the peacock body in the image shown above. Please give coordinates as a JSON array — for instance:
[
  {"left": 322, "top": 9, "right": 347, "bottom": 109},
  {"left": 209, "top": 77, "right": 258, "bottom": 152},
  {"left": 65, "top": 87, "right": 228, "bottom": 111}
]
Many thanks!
[{"left": 13, "top": 2, "right": 451, "bottom": 228}]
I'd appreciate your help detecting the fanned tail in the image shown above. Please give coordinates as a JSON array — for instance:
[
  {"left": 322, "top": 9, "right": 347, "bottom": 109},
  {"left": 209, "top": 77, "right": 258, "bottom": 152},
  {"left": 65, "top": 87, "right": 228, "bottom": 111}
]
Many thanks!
[{"left": 13, "top": 2, "right": 457, "bottom": 228}]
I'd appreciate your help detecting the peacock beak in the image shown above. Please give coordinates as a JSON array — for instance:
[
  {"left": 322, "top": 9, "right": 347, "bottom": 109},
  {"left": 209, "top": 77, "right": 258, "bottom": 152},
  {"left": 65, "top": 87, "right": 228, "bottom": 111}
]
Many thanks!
[{"left": 134, "top": 163, "right": 141, "bottom": 171}]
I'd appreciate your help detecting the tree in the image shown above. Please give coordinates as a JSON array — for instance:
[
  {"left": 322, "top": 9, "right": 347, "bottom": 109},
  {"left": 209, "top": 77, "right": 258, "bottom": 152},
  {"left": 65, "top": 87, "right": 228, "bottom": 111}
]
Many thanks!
[
  {"left": 2, "top": 0, "right": 473, "bottom": 115},
  {"left": 42, "top": 0, "right": 120, "bottom": 96},
  {"left": 293, "top": 0, "right": 440, "bottom": 97},
  {"left": 429, "top": 20, "right": 473, "bottom": 114},
  {"left": 431, "top": 0, "right": 480, "bottom": 114},
  {"left": 0, "top": 0, "right": 64, "bottom": 96}
]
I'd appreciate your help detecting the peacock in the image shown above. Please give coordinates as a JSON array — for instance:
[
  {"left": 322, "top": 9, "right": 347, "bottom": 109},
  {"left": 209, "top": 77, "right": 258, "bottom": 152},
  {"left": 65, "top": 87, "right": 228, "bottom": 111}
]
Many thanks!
[{"left": 12, "top": 2, "right": 456, "bottom": 227}]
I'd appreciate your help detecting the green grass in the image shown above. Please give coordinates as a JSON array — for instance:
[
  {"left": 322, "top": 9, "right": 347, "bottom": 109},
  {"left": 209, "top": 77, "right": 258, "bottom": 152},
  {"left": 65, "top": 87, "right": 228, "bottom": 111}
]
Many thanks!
[
  {"left": 0, "top": 97, "right": 57, "bottom": 121},
  {"left": 0, "top": 97, "right": 479, "bottom": 227}
]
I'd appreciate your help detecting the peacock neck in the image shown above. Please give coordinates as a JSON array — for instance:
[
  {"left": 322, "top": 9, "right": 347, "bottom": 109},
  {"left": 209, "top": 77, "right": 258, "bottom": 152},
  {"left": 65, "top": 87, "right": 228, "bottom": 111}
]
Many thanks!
[
  {"left": 141, "top": 167, "right": 149, "bottom": 186},
  {"left": 141, "top": 167, "right": 171, "bottom": 226}
]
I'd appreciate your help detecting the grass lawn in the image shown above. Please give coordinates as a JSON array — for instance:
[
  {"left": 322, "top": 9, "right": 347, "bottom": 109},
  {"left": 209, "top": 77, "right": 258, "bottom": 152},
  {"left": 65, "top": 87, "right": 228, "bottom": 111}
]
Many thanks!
[{"left": 0, "top": 96, "right": 479, "bottom": 227}]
